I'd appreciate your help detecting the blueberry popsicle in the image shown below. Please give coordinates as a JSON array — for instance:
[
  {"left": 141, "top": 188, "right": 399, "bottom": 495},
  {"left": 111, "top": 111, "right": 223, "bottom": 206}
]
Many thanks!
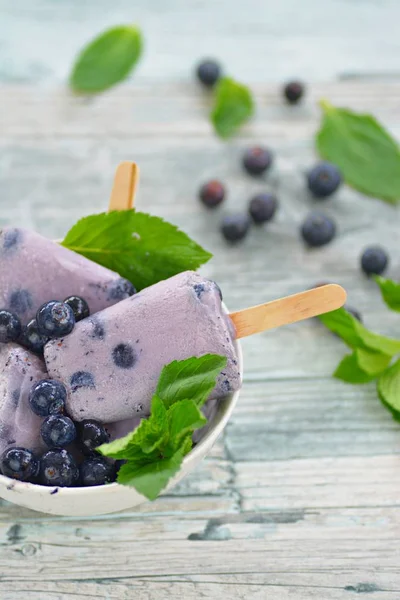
[
  {"left": 44, "top": 271, "right": 241, "bottom": 423},
  {"left": 0, "top": 227, "right": 135, "bottom": 325},
  {"left": 0, "top": 343, "right": 48, "bottom": 456}
]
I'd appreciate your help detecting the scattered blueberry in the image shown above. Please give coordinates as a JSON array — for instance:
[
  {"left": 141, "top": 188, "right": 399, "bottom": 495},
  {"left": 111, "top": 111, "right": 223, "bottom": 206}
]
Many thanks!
[
  {"left": 36, "top": 301, "right": 75, "bottom": 338},
  {"left": 112, "top": 343, "right": 136, "bottom": 369},
  {"left": 64, "top": 296, "right": 90, "bottom": 322},
  {"left": 80, "top": 457, "right": 115, "bottom": 486},
  {"left": 0, "top": 310, "right": 21, "bottom": 343},
  {"left": 360, "top": 246, "right": 389, "bottom": 276},
  {"left": 248, "top": 193, "right": 278, "bottom": 224},
  {"left": 199, "top": 180, "right": 226, "bottom": 208},
  {"left": 39, "top": 448, "right": 78, "bottom": 487},
  {"left": 345, "top": 305, "right": 362, "bottom": 323},
  {"left": 2, "top": 228, "right": 20, "bottom": 252},
  {"left": 29, "top": 379, "right": 67, "bottom": 417},
  {"left": 0, "top": 447, "right": 39, "bottom": 481},
  {"left": 41, "top": 415, "right": 77, "bottom": 448},
  {"left": 89, "top": 317, "right": 105, "bottom": 340},
  {"left": 70, "top": 371, "right": 95, "bottom": 392},
  {"left": 307, "top": 162, "right": 342, "bottom": 198},
  {"left": 108, "top": 278, "right": 136, "bottom": 301},
  {"left": 193, "top": 283, "right": 206, "bottom": 299},
  {"left": 243, "top": 147, "right": 273, "bottom": 176},
  {"left": 9, "top": 289, "right": 33, "bottom": 316},
  {"left": 196, "top": 59, "right": 221, "bottom": 87},
  {"left": 220, "top": 214, "right": 251, "bottom": 243},
  {"left": 19, "top": 319, "right": 49, "bottom": 355},
  {"left": 301, "top": 212, "right": 336, "bottom": 247},
  {"left": 283, "top": 81, "right": 305, "bottom": 104},
  {"left": 78, "top": 420, "right": 109, "bottom": 455}
]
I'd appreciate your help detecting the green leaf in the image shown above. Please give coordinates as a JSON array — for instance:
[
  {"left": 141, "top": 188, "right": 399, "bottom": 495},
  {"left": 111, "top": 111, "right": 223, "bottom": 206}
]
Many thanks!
[
  {"left": 117, "top": 448, "right": 184, "bottom": 501},
  {"left": 317, "top": 100, "right": 400, "bottom": 204},
  {"left": 378, "top": 359, "right": 400, "bottom": 416},
  {"left": 319, "top": 308, "right": 400, "bottom": 356},
  {"left": 356, "top": 348, "right": 392, "bottom": 375},
  {"left": 166, "top": 399, "right": 206, "bottom": 451},
  {"left": 334, "top": 353, "right": 378, "bottom": 384},
  {"left": 211, "top": 77, "right": 254, "bottom": 138},
  {"left": 62, "top": 211, "right": 212, "bottom": 291},
  {"left": 70, "top": 25, "right": 143, "bottom": 93},
  {"left": 375, "top": 276, "right": 400, "bottom": 312},
  {"left": 156, "top": 354, "right": 227, "bottom": 409}
]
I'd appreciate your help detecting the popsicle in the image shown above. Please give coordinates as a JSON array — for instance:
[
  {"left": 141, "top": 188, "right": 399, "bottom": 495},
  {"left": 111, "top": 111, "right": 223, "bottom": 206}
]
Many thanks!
[
  {"left": 44, "top": 271, "right": 346, "bottom": 424},
  {"left": 0, "top": 343, "right": 48, "bottom": 456}
]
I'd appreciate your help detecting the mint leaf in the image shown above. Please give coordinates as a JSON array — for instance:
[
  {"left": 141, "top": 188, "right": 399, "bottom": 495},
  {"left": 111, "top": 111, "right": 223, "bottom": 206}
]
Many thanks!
[
  {"left": 319, "top": 308, "right": 400, "bottom": 356},
  {"left": 334, "top": 348, "right": 391, "bottom": 384},
  {"left": 378, "top": 359, "right": 400, "bottom": 417},
  {"left": 62, "top": 211, "right": 212, "bottom": 291},
  {"left": 70, "top": 25, "right": 143, "bottom": 93},
  {"left": 211, "top": 77, "right": 254, "bottom": 138},
  {"left": 156, "top": 354, "right": 227, "bottom": 409},
  {"left": 375, "top": 276, "right": 400, "bottom": 312},
  {"left": 317, "top": 100, "right": 400, "bottom": 204},
  {"left": 117, "top": 448, "right": 184, "bottom": 501},
  {"left": 166, "top": 399, "right": 206, "bottom": 451}
]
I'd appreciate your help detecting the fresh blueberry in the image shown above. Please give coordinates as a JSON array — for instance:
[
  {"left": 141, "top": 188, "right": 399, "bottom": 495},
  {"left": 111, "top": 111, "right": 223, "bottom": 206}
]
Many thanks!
[
  {"left": 345, "top": 305, "right": 362, "bottom": 323},
  {"left": 80, "top": 457, "right": 115, "bottom": 486},
  {"left": 39, "top": 448, "right": 78, "bottom": 487},
  {"left": 41, "top": 415, "right": 77, "bottom": 448},
  {"left": 70, "top": 371, "right": 95, "bottom": 392},
  {"left": 0, "top": 447, "right": 39, "bottom": 481},
  {"left": 220, "top": 215, "right": 251, "bottom": 243},
  {"left": 9, "top": 289, "right": 33, "bottom": 316},
  {"left": 301, "top": 212, "right": 336, "bottom": 247},
  {"left": 199, "top": 180, "right": 226, "bottom": 208},
  {"left": 248, "top": 193, "right": 278, "bottom": 224},
  {"left": 29, "top": 379, "right": 67, "bottom": 417},
  {"left": 64, "top": 296, "right": 90, "bottom": 322},
  {"left": 0, "top": 310, "right": 21, "bottom": 343},
  {"left": 19, "top": 319, "right": 49, "bottom": 355},
  {"left": 196, "top": 59, "right": 221, "bottom": 87},
  {"left": 243, "top": 147, "right": 273, "bottom": 176},
  {"left": 36, "top": 301, "right": 75, "bottom": 338},
  {"left": 283, "top": 81, "right": 305, "bottom": 104},
  {"left": 112, "top": 343, "right": 136, "bottom": 369},
  {"left": 307, "top": 162, "right": 342, "bottom": 198},
  {"left": 108, "top": 278, "right": 136, "bottom": 301},
  {"left": 360, "top": 246, "right": 389, "bottom": 276},
  {"left": 78, "top": 420, "right": 110, "bottom": 455}
]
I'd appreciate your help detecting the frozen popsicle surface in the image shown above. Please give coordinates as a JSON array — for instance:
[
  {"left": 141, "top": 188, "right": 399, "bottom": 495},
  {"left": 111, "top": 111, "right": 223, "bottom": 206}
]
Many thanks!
[
  {"left": 0, "top": 227, "right": 130, "bottom": 325},
  {"left": 0, "top": 343, "right": 48, "bottom": 456},
  {"left": 44, "top": 271, "right": 241, "bottom": 423}
]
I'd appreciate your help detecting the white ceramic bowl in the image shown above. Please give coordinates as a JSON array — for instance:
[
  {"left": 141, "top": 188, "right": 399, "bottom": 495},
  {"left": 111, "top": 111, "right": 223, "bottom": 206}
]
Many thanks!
[{"left": 0, "top": 340, "right": 242, "bottom": 516}]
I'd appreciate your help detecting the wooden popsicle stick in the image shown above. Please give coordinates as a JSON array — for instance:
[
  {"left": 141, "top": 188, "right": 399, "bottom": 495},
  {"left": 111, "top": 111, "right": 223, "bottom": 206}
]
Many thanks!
[
  {"left": 108, "top": 162, "right": 139, "bottom": 212},
  {"left": 230, "top": 284, "right": 347, "bottom": 339}
]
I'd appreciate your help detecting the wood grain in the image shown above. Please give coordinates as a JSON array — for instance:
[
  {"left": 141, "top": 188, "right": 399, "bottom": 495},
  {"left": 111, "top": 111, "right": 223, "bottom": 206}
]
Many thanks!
[{"left": 108, "top": 162, "right": 138, "bottom": 211}]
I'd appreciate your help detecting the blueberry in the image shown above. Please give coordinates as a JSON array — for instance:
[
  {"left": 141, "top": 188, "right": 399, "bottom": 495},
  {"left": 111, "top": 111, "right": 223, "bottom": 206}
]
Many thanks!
[
  {"left": 9, "top": 289, "right": 33, "bottom": 316},
  {"left": 307, "top": 162, "right": 342, "bottom": 198},
  {"left": 39, "top": 448, "right": 78, "bottom": 487},
  {"left": 78, "top": 420, "right": 109, "bottom": 455},
  {"left": 220, "top": 215, "right": 251, "bottom": 243},
  {"left": 41, "top": 415, "right": 77, "bottom": 448},
  {"left": 80, "top": 457, "right": 115, "bottom": 486},
  {"left": 0, "top": 447, "right": 39, "bottom": 481},
  {"left": 193, "top": 283, "right": 206, "bottom": 299},
  {"left": 360, "top": 246, "right": 389, "bottom": 276},
  {"left": 36, "top": 301, "right": 75, "bottom": 338},
  {"left": 301, "top": 212, "right": 336, "bottom": 247},
  {"left": 0, "top": 310, "right": 21, "bottom": 343},
  {"left": 196, "top": 59, "right": 221, "bottom": 87},
  {"left": 29, "top": 379, "right": 67, "bottom": 417},
  {"left": 243, "top": 147, "right": 273, "bottom": 176},
  {"left": 108, "top": 278, "right": 136, "bottom": 301},
  {"left": 283, "top": 81, "right": 305, "bottom": 104},
  {"left": 112, "top": 343, "right": 136, "bottom": 369},
  {"left": 19, "top": 319, "right": 49, "bottom": 355},
  {"left": 345, "top": 305, "right": 362, "bottom": 323},
  {"left": 64, "top": 296, "right": 90, "bottom": 322},
  {"left": 2, "top": 228, "right": 21, "bottom": 252},
  {"left": 89, "top": 317, "right": 105, "bottom": 340},
  {"left": 248, "top": 193, "right": 278, "bottom": 224},
  {"left": 70, "top": 371, "right": 95, "bottom": 392},
  {"left": 199, "top": 180, "right": 226, "bottom": 208}
]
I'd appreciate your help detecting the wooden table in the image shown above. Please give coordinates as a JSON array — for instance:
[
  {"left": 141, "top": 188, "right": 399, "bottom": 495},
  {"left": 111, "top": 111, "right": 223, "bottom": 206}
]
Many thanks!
[{"left": 1, "top": 2, "right": 400, "bottom": 598}]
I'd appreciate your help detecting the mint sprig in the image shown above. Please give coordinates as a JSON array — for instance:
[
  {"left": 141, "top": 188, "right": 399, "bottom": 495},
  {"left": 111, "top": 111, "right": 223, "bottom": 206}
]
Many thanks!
[
  {"left": 98, "top": 354, "right": 227, "bottom": 500},
  {"left": 62, "top": 210, "right": 212, "bottom": 291},
  {"left": 70, "top": 25, "right": 143, "bottom": 94},
  {"left": 375, "top": 276, "right": 400, "bottom": 312},
  {"left": 211, "top": 77, "right": 254, "bottom": 139},
  {"left": 316, "top": 100, "right": 400, "bottom": 204}
]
